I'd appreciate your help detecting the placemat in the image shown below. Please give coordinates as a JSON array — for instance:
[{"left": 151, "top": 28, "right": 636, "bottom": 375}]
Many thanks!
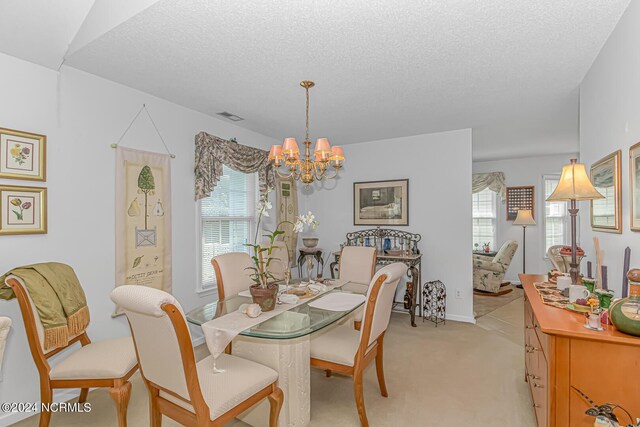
[{"left": 533, "top": 282, "right": 569, "bottom": 309}]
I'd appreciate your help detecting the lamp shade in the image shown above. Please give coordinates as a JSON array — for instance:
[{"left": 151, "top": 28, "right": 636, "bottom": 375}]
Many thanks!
[
  {"left": 268, "top": 145, "right": 283, "bottom": 160},
  {"left": 314, "top": 138, "right": 331, "bottom": 155},
  {"left": 282, "top": 138, "right": 299, "bottom": 155},
  {"left": 547, "top": 159, "right": 604, "bottom": 201},
  {"left": 513, "top": 209, "right": 536, "bottom": 226},
  {"left": 329, "top": 145, "right": 345, "bottom": 161}
]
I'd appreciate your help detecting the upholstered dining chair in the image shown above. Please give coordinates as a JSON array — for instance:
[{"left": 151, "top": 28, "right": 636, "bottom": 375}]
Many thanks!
[
  {"left": 337, "top": 246, "right": 378, "bottom": 329},
  {"left": 4, "top": 275, "right": 138, "bottom": 427},
  {"left": 547, "top": 245, "right": 570, "bottom": 273},
  {"left": 111, "top": 285, "right": 284, "bottom": 427},
  {"left": 0, "top": 316, "right": 10, "bottom": 376},
  {"left": 211, "top": 252, "right": 254, "bottom": 300},
  {"left": 263, "top": 240, "right": 290, "bottom": 282},
  {"left": 310, "top": 262, "right": 406, "bottom": 427}
]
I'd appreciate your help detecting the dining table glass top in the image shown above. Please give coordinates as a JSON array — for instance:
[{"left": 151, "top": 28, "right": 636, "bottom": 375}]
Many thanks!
[{"left": 185, "top": 281, "right": 365, "bottom": 340}]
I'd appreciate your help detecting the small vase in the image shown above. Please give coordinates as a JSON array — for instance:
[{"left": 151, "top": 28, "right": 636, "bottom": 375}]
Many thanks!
[{"left": 249, "top": 283, "right": 278, "bottom": 312}]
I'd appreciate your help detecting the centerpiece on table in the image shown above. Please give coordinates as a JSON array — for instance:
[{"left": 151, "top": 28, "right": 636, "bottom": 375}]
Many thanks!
[{"left": 246, "top": 191, "right": 318, "bottom": 311}]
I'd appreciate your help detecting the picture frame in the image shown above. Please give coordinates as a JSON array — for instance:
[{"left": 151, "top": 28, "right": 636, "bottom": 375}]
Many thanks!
[
  {"left": 0, "top": 185, "right": 47, "bottom": 235},
  {"left": 354, "top": 179, "right": 408, "bottom": 226},
  {"left": 590, "top": 150, "right": 622, "bottom": 233},
  {"left": 0, "top": 127, "right": 46, "bottom": 181},
  {"left": 506, "top": 186, "right": 535, "bottom": 221},
  {"left": 630, "top": 142, "right": 640, "bottom": 231}
]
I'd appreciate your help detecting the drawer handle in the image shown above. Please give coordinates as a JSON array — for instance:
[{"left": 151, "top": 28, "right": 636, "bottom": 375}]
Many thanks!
[
  {"left": 525, "top": 325, "right": 534, "bottom": 329},
  {"left": 533, "top": 383, "right": 544, "bottom": 388},
  {"left": 533, "top": 404, "right": 541, "bottom": 408},
  {"left": 528, "top": 374, "right": 540, "bottom": 380}
]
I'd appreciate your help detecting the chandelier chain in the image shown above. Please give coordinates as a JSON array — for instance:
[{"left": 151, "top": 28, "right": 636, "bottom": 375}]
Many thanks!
[{"left": 305, "top": 86, "right": 310, "bottom": 141}]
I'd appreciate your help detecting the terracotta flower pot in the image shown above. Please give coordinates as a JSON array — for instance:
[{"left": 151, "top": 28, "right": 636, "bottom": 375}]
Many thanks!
[{"left": 249, "top": 283, "right": 278, "bottom": 312}]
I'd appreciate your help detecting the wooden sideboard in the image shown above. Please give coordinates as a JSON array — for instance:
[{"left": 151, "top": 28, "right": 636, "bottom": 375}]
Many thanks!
[{"left": 520, "top": 274, "right": 640, "bottom": 427}]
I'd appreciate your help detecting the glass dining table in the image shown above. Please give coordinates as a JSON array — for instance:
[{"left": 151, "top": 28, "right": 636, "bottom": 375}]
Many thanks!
[{"left": 185, "top": 281, "right": 365, "bottom": 427}]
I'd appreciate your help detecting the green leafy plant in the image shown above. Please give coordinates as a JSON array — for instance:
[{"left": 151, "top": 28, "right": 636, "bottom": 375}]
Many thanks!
[{"left": 246, "top": 190, "right": 318, "bottom": 288}]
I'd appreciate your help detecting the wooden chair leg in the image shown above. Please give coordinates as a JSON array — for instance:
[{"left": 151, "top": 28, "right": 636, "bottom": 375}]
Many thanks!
[
  {"left": 109, "top": 381, "right": 132, "bottom": 427},
  {"left": 375, "top": 336, "right": 388, "bottom": 397},
  {"left": 325, "top": 369, "right": 332, "bottom": 378},
  {"left": 148, "top": 386, "right": 161, "bottom": 427},
  {"left": 39, "top": 384, "right": 53, "bottom": 427},
  {"left": 78, "top": 388, "right": 89, "bottom": 403},
  {"left": 267, "top": 386, "right": 284, "bottom": 427},
  {"left": 353, "top": 369, "right": 369, "bottom": 427}
]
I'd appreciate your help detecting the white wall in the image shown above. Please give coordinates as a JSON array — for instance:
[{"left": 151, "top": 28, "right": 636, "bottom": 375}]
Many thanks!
[
  {"left": 0, "top": 52, "right": 278, "bottom": 425},
  {"left": 301, "top": 129, "right": 474, "bottom": 323},
  {"left": 473, "top": 154, "right": 578, "bottom": 282},
  {"left": 579, "top": 0, "right": 640, "bottom": 298}
]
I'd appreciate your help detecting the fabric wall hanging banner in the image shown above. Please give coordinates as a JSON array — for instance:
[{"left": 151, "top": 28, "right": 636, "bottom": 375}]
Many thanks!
[
  {"left": 276, "top": 175, "right": 299, "bottom": 265},
  {"left": 194, "top": 132, "right": 275, "bottom": 200},
  {"left": 472, "top": 172, "right": 507, "bottom": 201},
  {"left": 114, "top": 147, "right": 172, "bottom": 316}
]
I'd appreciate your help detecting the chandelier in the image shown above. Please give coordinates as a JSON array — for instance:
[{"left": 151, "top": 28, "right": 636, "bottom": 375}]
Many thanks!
[{"left": 268, "top": 81, "right": 345, "bottom": 185}]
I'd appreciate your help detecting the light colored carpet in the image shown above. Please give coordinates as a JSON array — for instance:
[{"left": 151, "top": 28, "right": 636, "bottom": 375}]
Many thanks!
[
  {"left": 473, "top": 285, "right": 524, "bottom": 318},
  {"left": 14, "top": 303, "right": 534, "bottom": 427}
]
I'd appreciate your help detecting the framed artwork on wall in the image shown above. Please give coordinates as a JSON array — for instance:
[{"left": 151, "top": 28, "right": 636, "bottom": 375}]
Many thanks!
[
  {"left": 354, "top": 179, "right": 408, "bottom": 226},
  {"left": 0, "top": 185, "right": 47, "bottom": 235},
  {"left": 0, "top": 127, "right": 46, "bottom": 181},
  {"left": 506, "top": 186, "right": 535, "bottom": 221},
  {"left": 630, "top": 142, "right": 640, "bottom": 231},
  {"left": 590, "top": 150, "right": 622, "bottom": 233}
]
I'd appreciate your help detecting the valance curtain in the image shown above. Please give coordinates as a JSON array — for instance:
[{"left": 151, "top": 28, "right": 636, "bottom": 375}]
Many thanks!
[
  {"left": 472, "top": 172, "right": 506, "bottom": 201},
  {"left": 194, "top": 132, "right": 275, "bottom": 200}
]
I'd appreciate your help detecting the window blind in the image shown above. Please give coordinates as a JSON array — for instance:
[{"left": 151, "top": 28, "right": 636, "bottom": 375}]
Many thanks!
[
  {"left": 544, "top": 176, "right": 568, "bottom": 252},
  {"left": 472, "top": 188, "right": 497, "bottom": 250}
]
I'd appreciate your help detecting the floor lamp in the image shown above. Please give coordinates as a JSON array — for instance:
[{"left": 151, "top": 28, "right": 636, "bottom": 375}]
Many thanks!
[
  {"left": 513, "top": 209, "right": 536, "bottom": 275},
  {"left": 546, "top": 159, "right": 603, "bottom": 285}
]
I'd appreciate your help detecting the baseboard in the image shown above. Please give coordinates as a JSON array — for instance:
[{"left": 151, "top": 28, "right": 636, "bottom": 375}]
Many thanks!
[
  {"left": 191, "top": 335, "right": 205, "bottom": 347},
  {"left": 445, "top": 314, "right": 477, "bottom": 324},
  {"left": 0, "top": 388, "right": 80, "bottom": 427}
]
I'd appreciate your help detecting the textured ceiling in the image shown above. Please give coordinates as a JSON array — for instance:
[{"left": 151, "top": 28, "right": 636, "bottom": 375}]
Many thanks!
[{"left": 3, "top": 0, "right": 632, "bottom": 159}]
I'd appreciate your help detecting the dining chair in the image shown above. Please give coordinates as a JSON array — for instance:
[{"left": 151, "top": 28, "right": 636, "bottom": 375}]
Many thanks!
[
  {"left": 337, "top": 246, "right": 378, "bottom": 329},
  {"left": 211, "top": 252, "right": 254, "bottom": 300},
  {"left": 0, "top": 316, "right": 11, "bottom": 377},
  {"left": 310, "top": 262, "right": 406, "bottom": 427},
  {"left": 110, "top": 285, "right": 284, "bottom": 427},
  {"left": 4, "top": 275, "right": 138, "bottom": 427},
  {"left": 265, "top": 240, "right": 290, "bottom": 282}
]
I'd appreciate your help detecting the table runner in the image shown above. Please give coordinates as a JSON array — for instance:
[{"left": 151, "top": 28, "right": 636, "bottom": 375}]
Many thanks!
[
  {"left": 533, "top": 281, "right": 569, "bottom": 309},
  {"left": 202, "top": 280, "right": 350, "bottom": 359}
]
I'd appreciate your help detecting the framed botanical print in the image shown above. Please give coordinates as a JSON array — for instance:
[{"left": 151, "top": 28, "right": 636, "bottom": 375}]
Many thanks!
[
  {"left": 0, "top": 128, "right": 46, "bottom": 181},
  {"left": 590, "top": 150, "right": 622, "bottom": 233},
  {"left": 0, "top": 185, "right": 47, "bottom": 235},
  {"left": 354, "top": 179, "right": 408, "bottom": 226},
  {"left": 630, "top": 142, "right": 640, "bottom": 231}
]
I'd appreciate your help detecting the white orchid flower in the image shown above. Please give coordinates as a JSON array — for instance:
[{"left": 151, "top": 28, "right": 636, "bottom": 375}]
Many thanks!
[{"left": 293, "top": 221, "right": 304, "bottom": 233}]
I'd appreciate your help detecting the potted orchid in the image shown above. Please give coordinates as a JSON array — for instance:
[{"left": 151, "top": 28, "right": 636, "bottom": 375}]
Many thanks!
[{"left": 246, "top": 191, "right": 319, "bottom": 311}]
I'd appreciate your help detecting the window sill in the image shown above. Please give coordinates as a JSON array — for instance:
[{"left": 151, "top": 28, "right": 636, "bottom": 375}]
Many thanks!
[{"left": 196, "top": 286, "right": 217, "bottom": 297}]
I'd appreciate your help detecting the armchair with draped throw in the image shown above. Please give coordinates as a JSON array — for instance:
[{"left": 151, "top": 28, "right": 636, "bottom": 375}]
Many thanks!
[{"left": 473, "top": 240, "right": 518, "bottom": 293}]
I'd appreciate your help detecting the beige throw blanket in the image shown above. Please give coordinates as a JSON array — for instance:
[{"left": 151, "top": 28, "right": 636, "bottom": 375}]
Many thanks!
[{"left": 0, "top": 263, "right": 89, "bottom": 352}]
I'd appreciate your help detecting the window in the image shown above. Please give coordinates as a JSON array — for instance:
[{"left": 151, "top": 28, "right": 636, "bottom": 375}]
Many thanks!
[
  {"left": 472, "top": 188, "right": 497, "bottom": 250},
  {"left": 543, "top": 175, "right": 568, "bottom": 253},
  {"left": 198, "top": 166, "right": 257, "bottom": 291}
]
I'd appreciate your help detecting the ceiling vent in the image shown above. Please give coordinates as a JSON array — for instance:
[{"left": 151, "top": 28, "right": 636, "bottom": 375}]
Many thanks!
[{"left": 216, "top": 111, "right": 244, "bottom": 121}]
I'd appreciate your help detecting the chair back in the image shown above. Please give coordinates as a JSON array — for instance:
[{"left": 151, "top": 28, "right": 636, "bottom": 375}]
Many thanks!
[
  {"left": 359, "top": 263, "right": 406, "bottom": 349},
  {"left": 111, "top": 285, "right": 202, "bottom": 406},
  {"left": 547, "top": 245, "right": 569, "bottom": 273},
  {"left": 0, "top": 316, "right": 11, "bottom": 375},
  {"left": 494, "top": 240, "right": 518, "bottom": 266},
  {"left": 338, "top": 246, "right": 378, "bottom": 285},
  {"left": 264, "top": 240, "right": 289, "bottom": 281},
  {"left": 211, "top": 252, "right": 254, "bottom": 300}
]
